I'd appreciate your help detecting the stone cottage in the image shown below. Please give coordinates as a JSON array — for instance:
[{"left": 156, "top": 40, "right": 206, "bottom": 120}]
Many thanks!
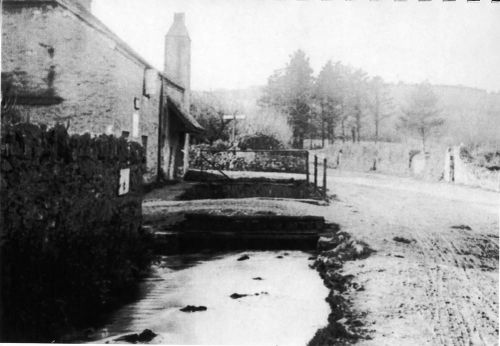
[{"left": 1, "top": 0, "right": 203, "bottom": 182}]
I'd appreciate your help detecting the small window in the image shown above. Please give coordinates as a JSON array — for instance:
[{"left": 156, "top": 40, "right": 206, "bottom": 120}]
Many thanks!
[
  {"left": 141, "top": 135, "right": 148, "bottom": 164},
  {"left": 121, "top": 131, "right": 130, "bottom": 139}
]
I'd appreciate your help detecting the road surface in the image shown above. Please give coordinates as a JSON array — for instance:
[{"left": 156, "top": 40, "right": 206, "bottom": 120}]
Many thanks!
[
  {"left": 324, "top": 170, "right": 499, "bottom": 346},
  {"left": 143, "top": 168, "right": 498, "bottom": 345}
]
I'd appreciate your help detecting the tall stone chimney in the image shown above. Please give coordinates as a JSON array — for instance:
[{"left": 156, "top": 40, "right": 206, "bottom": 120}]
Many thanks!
[{"left": 164, "top": 13, "right": 191, "bottom": 109}]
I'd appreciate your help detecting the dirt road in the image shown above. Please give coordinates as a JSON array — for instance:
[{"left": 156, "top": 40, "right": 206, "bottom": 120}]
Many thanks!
[{"left": 323, "top": 170, "right": 499, "bottom": 346}]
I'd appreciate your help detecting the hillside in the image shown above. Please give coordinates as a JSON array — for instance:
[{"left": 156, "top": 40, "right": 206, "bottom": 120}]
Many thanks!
[
  {"left": 386, "top": 83, "right": 500, "bottom": 146},
  {"left": 194, "top": 83, "right": 500, "bottom": 147}
]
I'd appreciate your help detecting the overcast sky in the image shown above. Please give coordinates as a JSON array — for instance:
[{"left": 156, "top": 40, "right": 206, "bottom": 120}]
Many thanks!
[{"left": 93, "top": 0, "right": 500, "bottom": 92}]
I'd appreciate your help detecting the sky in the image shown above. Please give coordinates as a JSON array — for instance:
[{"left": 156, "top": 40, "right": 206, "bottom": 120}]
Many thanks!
[{"left": 93, "top": 0, "right": 500, "bottom": 92}]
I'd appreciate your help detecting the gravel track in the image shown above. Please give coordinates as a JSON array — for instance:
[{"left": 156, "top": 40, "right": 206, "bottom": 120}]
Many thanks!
[{"left": 324, "top": 171, "right": 499, "bottom": 346}]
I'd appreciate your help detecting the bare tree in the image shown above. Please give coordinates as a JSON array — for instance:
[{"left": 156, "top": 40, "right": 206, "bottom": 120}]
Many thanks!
[
  {"left": 349, "top": 69, "right": 369, "bottom": 143},
  {"left": 399, "top": 83, "right": 444, "bottom": 152},
  {"left": 190, "top": 91, "right": 234, "bottom": 145},
  {"left": 314, "top": 60, "right": 341, "bottom": 147},
  {"left": 329, "top": 64, "right": 368, "bottom": 143},
  {"left": 367, "top": 76, "right": 393, "bottom": 143}
]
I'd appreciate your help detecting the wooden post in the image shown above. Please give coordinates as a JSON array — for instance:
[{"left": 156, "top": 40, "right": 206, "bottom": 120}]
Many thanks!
[
  {"left": 314, "top": 155, "right": 318, "bottom": 190},
  {"left": 306, "top": 152, "right": 310, "bottom": 183},
  {"left": 183, "top": 133, "right": 190, "bottom": 177},
  {"left": 323, "top": 157, "right": 327, "bottom": 198},
  {"left": 200, "top": 150, "right": 204, "bottom": 173}
]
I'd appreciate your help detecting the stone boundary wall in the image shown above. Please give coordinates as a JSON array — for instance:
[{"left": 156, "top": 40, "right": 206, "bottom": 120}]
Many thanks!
[
  {"left": 316, "top": 141, "right": 498, "bottom": 188},
  {"left": 0, "top": 123, "right": 151, "bottom": 342},
  {"left": 444, "top": 146, "right": 500, "bottom": 191},
  {"left": 317, "top": 141, "right": 448, "bottom": 181},
  {"left": 190, "top": 148, "right": 309, "bottom": 174}
]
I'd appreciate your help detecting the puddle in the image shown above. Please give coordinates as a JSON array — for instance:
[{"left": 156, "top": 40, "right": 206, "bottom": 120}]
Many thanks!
[{"left": 95, "top": 251, "right": 329, "bottom": 345}]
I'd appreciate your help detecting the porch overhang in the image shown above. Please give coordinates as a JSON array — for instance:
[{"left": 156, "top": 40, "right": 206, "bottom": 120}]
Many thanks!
[{"left": 167, "top": 97, "right": 204, "bottom": 134}]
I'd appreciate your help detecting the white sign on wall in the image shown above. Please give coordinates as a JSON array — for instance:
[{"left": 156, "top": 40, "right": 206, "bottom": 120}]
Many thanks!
[
  {"left": 132, "top": 112, "right": 140, "bottom": 138},
  {"left": 118, "top": 168, "right": 130, "bottom": 196}
]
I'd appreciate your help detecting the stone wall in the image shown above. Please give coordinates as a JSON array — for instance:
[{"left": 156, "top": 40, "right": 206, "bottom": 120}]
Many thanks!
[
  {"left": 1, "top": 2, "right": 170, "bottom": 182},
  {"left": 444, "top": 146, "right": 500, "bottom": 191},
  {"left": 317, "top": 141, "right": 446, "bottom": 181},
  {"left": 190, "top": 148, "right": 309, "bottom": 174},
  {"left": 0, "top": 123, "right": 151, "bottom": 341}
]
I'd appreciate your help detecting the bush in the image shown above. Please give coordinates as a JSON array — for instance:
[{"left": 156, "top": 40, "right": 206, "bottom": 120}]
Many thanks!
[
  {"left": 0, "top": 123, "right": 152, "bottom": 342},
  {"left": 238, "top": 133, "right": 284, "bottom": 151},
  {"left": 211, "top": 139, "right": 232, "bottom": 151}
]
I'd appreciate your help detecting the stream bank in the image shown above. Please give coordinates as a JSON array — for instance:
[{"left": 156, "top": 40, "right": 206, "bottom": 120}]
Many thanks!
[
  {"left": 128, "top": 177, "right": 375, "bottom": 345},
  {"left": 308, "top": 230, "right": 374, "bottom": 345}
]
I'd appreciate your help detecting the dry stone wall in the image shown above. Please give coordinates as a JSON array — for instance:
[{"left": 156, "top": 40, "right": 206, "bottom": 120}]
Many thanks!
[
  {"left": 0, "top": 123, "right": 151, "bottom": 342},
  {"left": 444, "top": 146, "right": 500, "bottom": 191},
  {"left": 190, "top": 148, "right": 309, "bottom": 174}
]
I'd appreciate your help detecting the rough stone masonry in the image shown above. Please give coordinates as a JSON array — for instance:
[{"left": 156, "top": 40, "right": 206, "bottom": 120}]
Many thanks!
[{"left": 1, "top": 0, "right": 202, "bottom": 182}]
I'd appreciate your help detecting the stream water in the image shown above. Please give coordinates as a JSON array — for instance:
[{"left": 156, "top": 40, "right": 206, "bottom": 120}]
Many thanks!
[{"left": 95, "top": 251, "right": 330, "bottom": 345}]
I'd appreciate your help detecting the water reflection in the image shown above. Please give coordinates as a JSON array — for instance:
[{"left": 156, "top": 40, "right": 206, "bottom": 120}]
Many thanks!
[{"left": 97, "top": 251, "right": 329, "bottom": 345}]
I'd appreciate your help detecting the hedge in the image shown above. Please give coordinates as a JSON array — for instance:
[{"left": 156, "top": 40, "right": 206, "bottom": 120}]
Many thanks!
[{"left": 0, "top": 123, "right": 152, "bottom": 342}]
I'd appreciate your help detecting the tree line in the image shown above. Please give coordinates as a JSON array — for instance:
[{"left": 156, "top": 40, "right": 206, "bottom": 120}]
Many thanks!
[
  {"left": 189, "top": 50, "right": 445, "bottom": 152},
  {"left": 259, "top": 49, "right": 443, "bottom": 150}
]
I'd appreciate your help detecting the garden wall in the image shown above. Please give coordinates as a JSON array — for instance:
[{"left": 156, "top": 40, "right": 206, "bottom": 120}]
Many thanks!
[
  {"left": 190, "top": 147, "right": 308, "bottom": 174},
  {"left": 316, "top": 141, "right": 498, "bottom": 190},
  {"left": 316, "top": 141, "right": 446, "bottom": 181},
  {"left": 0, "top": 123, "right": 151, "bottom": 342},
  {"left": 444, "top": 146, "right": 500, "bottom": 191}
]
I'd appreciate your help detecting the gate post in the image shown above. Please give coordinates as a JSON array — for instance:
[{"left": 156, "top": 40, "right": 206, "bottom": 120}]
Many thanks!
[
  {"left": 314, "top": 155, "right": 318, "bottom": 190},
  {"left": 306, "top": 152, "right": 310, "bottom": 183},
  {"left": 323, "top": 157, "right": 327, "bottom": 198}
]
